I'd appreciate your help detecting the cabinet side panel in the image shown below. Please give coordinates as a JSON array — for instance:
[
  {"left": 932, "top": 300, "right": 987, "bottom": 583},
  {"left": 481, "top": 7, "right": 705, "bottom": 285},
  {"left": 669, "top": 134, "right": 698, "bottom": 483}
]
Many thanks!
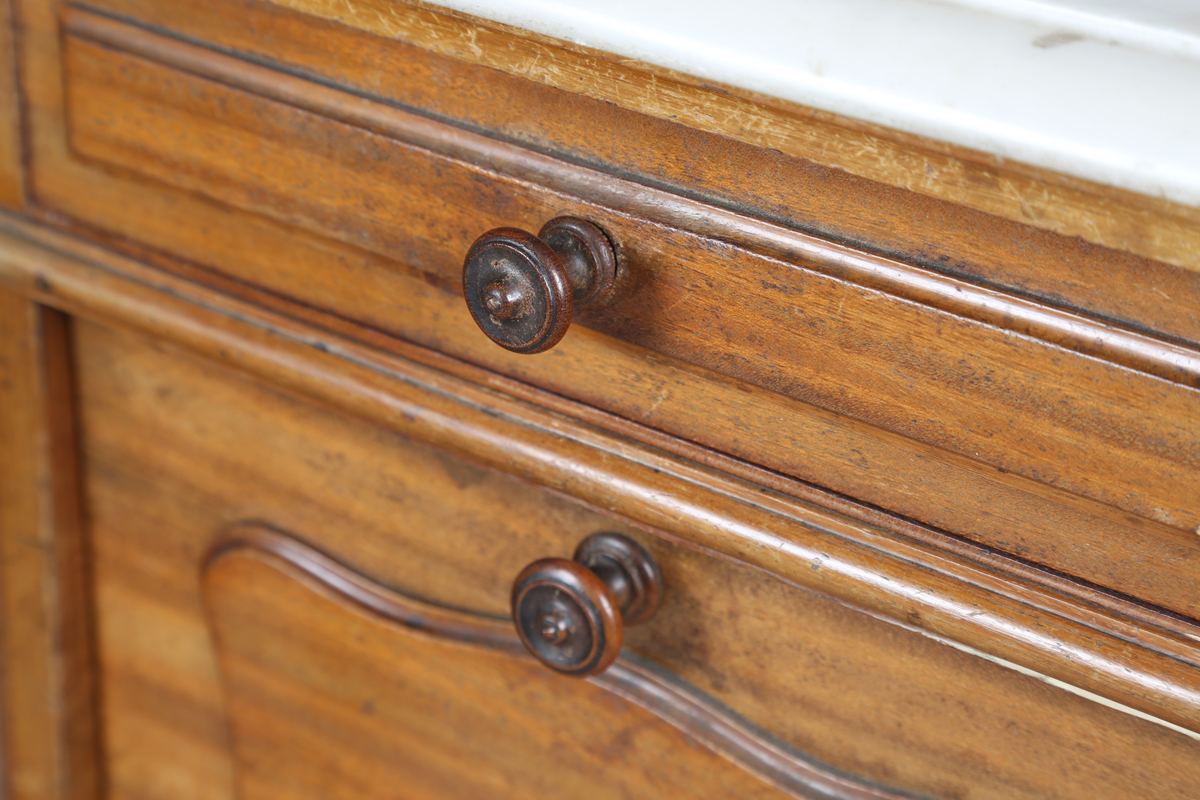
[
  {"left": 0, "top": 0, "right": 22, "bottom": 206},
  {"left": 0, "top": 290, "right": 99, "bottom": 800}
]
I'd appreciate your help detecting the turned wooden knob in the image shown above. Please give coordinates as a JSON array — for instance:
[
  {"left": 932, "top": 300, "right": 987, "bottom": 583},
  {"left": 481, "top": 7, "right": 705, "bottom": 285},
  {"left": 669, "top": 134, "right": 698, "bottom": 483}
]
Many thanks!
[
  {"left": 462, "top": 217, "right": 617, "bottom": 354},
  {"left": 512, "top": 533, "right": 661, "bottom": 676}
]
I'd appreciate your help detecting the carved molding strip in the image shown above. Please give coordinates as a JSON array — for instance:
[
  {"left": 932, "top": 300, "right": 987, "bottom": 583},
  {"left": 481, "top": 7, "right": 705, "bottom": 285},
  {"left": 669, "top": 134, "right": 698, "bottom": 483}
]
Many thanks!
[{"left": 209, "top": 525, "right": 925, "bottom": 800}]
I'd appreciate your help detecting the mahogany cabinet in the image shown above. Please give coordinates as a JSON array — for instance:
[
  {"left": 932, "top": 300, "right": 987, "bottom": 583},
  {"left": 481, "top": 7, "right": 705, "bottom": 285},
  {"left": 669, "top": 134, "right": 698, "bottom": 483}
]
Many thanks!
[{"left": 1, "top": 1, "right": 1198, "bottom": 798}]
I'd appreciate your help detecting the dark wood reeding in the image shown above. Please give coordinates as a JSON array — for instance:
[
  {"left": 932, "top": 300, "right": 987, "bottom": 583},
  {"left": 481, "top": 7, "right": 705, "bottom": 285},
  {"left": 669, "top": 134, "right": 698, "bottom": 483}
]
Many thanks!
[
  {"left": 462, "top": 218, "right": 616, "bottom": 353},
  {"left": 209, "top": 525, "right": 928, "bottom": 800},
  {"left": 539, "top": 216, "right": 618, "bottom": 307},
  {"left": 512, "top": 558, "right": 622, "bottom": 676},
  {"left": 2, "top": 217, "right": 1199, "bottom": 735},
  {"left": 60, "top": 6, "right": 1200, "bottom": 388},
  {"left": 461, "top": 228, "right": 575, "bottom": 354},
  {"left": 574, "top": 531, "right": 663, "bottom": 627},
  {"left": 0, "top": 291, "right": 101, "bottom": 800}
]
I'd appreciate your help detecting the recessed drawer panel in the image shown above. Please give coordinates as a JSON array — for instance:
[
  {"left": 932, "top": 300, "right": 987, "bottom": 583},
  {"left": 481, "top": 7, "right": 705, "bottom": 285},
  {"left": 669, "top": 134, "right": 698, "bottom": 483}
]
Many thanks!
[{"left": 41, "top": 9, "right": 1200, "bottom": 621}]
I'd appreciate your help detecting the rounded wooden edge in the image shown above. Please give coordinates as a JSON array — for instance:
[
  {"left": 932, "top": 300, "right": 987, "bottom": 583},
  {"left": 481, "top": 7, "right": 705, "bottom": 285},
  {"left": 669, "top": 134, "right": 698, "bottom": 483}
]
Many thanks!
[
  {"left": 12, "top": 215, "right": 1200, "bottom": 733},
  {"left": 204, "top": 524, "right": 520, "bottom": 650}
]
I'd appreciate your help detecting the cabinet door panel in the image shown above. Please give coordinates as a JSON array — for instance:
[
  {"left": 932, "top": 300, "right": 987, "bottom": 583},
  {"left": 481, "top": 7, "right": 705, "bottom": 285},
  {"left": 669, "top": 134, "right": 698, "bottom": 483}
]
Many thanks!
[
  {"left": 205, "top": 528, "right": 904, "bottom": 800},
  {"left": 74, "top": 320, "right": 1200, "bottom": 800}
]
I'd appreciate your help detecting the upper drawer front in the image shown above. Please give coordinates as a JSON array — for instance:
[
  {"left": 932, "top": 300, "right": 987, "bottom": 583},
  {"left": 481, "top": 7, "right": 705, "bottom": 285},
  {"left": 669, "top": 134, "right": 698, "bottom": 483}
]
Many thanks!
[{"left": 33, "top": 6, "right": 1200, "bottom": 617}]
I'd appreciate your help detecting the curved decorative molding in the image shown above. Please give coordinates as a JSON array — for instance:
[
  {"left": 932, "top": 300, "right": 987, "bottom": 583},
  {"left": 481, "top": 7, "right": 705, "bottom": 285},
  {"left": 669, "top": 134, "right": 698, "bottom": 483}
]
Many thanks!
[
  {"left": 208, "top": 525, "right": 926, "bottom": 800},
  {"left": 601, "top": 658, "right": 924, "bottom": 800},
  {"left": 208, "top": 524, "right": 521, "bottom": 652}
]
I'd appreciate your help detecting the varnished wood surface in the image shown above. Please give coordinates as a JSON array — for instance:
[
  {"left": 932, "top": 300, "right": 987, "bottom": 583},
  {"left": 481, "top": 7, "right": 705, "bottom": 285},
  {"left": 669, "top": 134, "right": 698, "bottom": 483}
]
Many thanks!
[
  {"left": 73, "top": 318, "right": 1200, "bottom": 799},
  {"left": 0, "top": 0, "right": 20, "bottom": 206},
  {"left": 8, "top": 216, "right": 1193, "bottom": 668},
  {"left": 209, "top": 526, "right": 919, "bottom": 800},
  {"left": 47, "top": 16, "right": 1200, "bottom": 605},
  {"left": 4, "top": 219, "right": 1200, "bottom": 744},
  {"left": 206, "top": 546, "right": 800, "bottom": 799},
  {"left": 53, "top": 0, "right": 1200, "bottom": 345},
  {"left": 0, "top": 290, "right": 99, "bottom": 800},
  {"left": 2, "top": 2, "right": 1198, "bottom": 796}
]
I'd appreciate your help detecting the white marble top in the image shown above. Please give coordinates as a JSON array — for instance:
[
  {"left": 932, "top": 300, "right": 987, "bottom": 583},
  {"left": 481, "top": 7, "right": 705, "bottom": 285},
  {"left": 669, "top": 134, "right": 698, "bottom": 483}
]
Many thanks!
[{"left": 426, "top": 0, "right": 1200, "bottom": 208}]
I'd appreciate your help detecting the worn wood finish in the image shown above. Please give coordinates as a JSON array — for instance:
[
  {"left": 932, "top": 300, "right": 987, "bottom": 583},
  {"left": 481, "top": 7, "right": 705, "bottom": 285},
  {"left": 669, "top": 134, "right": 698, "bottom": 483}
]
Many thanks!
[
  {"left": 0, "top": 0, "right": 21, "bottom": 206},
  {"left": 573, "top": 531, "right": 662, "bottom": 627},
  {"left": 4, "top": 1, "right": 1200, "bottom": 796},
  {"left": 0, "top": 290, "right": 99, "bottom": 800},
  {"left": 53, "top": 27, "right": 1200, "bottom": 553},
  {"left": 23, "top": 0, "right": 1200, "bottom": 619},
  {"left": 209, "top": 527, "right": 921, "bottom": 800},
  {"left": 56, "top": 9, "right": 1200, "bottom": 395},
  {"left": 5, "top": 220, "right": 1200, "bottom": 743},
  {"left": 9, "top": 216, "right": 1196, "bottom": 659},
  {"left": 54, "top": 0, "right": 1200, "bottom": 346},
  {"left": 72, "top": 319, "right": 1200, "bottom": 799}
]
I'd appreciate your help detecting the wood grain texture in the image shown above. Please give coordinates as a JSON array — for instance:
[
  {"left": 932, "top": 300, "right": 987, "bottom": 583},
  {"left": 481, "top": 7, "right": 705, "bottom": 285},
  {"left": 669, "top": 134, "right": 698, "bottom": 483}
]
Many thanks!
[
  {"left": 1, "top": 3, "right": 1197, "bottom": 798},
  {"left": 72, "top": 319, "right": 1200, "bottom": 800},
  {"left": 209, "top": 526, "right": 921, "bottom": 800},
  {"left": 0, "top": 290, "right": 99, "bottom": 800},
  {"left": 55, "top": 29, "right": 1200, "bottom": 540},
  {"left": 4, "top": 219, "right": 1200, "bottom": 744},
  {"left": 0, "top": 0, "right": 21, "bottom": 207},
  {"left": 62, "top": 0, "right": 1200, "bottom": 348}
]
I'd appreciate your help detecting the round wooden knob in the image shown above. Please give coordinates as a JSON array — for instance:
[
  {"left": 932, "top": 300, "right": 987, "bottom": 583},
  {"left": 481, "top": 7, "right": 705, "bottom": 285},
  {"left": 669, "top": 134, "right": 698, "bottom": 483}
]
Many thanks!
[
  {"left": 512, "top": 533, "right": 661, "bottom": 677},
  {"left": 462, "top": 217, "right": 616, "bottom": 354}
]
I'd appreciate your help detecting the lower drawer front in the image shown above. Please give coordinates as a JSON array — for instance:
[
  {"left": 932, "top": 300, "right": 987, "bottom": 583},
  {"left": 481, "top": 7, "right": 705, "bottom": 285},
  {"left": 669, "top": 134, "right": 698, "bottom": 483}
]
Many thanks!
[{"left": 75, "top": 320, "right": 1199, "bottom": 800}]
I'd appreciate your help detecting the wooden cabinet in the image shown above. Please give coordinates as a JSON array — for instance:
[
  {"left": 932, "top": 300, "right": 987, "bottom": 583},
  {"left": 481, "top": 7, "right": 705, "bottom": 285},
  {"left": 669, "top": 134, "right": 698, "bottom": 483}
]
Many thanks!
[{"left": 1, "top": 2, "right": 1198, "bottom": 798}]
